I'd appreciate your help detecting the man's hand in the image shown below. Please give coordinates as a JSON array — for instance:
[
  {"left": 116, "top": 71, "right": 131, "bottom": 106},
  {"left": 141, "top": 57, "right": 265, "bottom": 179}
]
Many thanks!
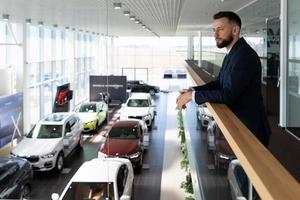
[{"left": 176, "top": 90, "right": 193, "bottom": 110}]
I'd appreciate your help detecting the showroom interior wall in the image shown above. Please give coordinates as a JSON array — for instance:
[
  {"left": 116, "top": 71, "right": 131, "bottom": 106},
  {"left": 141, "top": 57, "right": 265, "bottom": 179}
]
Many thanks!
[{"left": 116, "top": 36, "right": 188, "bottom": 83}]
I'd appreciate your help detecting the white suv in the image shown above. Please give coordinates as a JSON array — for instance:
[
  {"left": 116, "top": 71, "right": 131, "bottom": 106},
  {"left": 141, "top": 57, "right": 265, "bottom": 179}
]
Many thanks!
[
  {"left": 11, "top": 112, "right": 83, "bottom": 172},
  {"left": 120, "top": 93, "right": 155, "bottom": 131}
]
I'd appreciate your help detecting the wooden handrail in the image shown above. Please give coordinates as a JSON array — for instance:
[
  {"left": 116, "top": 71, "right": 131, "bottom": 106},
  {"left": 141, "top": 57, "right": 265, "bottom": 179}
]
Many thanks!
[{"left": 185, "top": 62, "right": 300, "bottom": 200}]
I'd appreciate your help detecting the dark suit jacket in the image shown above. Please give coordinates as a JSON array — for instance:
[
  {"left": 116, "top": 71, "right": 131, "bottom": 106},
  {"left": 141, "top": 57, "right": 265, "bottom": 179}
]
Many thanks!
[{"left": 193, "top": 37, "right": 271, "bottom": 146}]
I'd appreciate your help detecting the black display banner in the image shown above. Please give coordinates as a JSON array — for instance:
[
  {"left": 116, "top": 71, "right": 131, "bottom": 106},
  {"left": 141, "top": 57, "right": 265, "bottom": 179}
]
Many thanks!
[{"left": 90, "top": 75, "right": 127, "bottom": 103}]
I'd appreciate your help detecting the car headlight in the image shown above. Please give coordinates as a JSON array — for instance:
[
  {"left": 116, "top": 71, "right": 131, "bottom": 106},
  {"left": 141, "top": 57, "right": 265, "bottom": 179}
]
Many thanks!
[
  {"left": 98, "top": 151, "right": 107, "bottom": 158},
  {"left": 218, "top": 153, "right": 230, "bottom": 160},
  {"left": 129, "top": 152, "right": 141, "bottom": 159},
  {"left": 86, "top": 120, "right": 97, "bottom": 125},
  {"left": 41, "top": 151, "right": 57, "bottom": 159},
  {"left": 10, "top": 152, "right": 17, "bottom": 157},
  {"left": 143, "top": 114, "right": 151, "bottom": 120}
]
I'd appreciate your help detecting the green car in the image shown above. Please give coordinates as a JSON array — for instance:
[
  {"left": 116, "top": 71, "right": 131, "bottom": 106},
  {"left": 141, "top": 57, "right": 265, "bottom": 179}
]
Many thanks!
[{"left": 75, "top": 101, "right": 108, "bottom": 132}]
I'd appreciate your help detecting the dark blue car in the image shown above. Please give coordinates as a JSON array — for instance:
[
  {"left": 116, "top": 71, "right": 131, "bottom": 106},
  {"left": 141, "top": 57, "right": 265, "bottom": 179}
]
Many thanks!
[{"left": 0, "top": 157, "right": 33, "bottom": 199}]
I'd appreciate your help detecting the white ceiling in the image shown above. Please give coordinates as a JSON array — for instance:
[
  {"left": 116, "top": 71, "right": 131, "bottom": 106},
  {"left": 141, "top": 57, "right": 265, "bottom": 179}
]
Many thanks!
[{"left": 0, "top": 0, "right": 280, "bottom": 36}]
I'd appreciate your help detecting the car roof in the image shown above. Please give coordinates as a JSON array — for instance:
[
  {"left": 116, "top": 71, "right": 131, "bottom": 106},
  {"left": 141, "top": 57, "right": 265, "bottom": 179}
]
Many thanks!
[
  {"left": 112, "top": 120, "right": 140, "bottom": 128},
  {"left": 129, "top": 93, "right": 150, "bottom": 99},
  {"left": 40, "top": 112, "right": 76, "bottom": 124},
  {"left": 70, "top": 158, "right": 129, "bottom": 183}
]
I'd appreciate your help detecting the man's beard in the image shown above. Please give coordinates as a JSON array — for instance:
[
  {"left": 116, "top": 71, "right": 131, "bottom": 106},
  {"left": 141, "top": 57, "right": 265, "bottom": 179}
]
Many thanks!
[{"left": 216, "top": 34, "right": 233, "bottom": 48}]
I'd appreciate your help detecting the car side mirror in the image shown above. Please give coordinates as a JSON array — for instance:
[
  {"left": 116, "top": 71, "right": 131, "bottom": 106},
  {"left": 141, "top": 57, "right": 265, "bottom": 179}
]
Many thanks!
[
  {"left": 51, "top": 193, "right": 59, "bottom": 200},
  {"left": 120, "top": 195, "right": 131, "bottom": 200},
  {"left": 121, "top": 103, "right": 126, "bottom": 107},
  {"left": 66, "top": 132, "right": 73, "bottom": 137}
]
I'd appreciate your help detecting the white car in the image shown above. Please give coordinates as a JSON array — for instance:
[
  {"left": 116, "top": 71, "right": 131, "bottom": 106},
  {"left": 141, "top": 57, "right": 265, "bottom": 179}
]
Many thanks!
[
  {"left": 120, "top": 93, "right": 155, "bottom": 131},
  {"left": 51, "top": 158, "right": 134, "bottom": 200},
  {"left": 11, "top": 112, "right": 83, "bottom": 172},
  {"left": 207, "top": 120, "right": 217, "bottom": 151},
  {"left": 228, "top": 159, "right": 261, "bottom": 200}
]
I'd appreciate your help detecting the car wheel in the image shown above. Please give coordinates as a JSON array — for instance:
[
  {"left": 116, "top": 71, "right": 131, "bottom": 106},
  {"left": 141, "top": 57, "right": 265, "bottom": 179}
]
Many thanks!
[
  {"left": 96, "top": 120, "right": 100, "bottom": 130},
  {"left": 131, "top": 183, "right": 135, "bottom": 200},
  {"left": 77, "top": 134, "right": 84, "bottom": 149},
  {"left": 134, "top": 154, "right": 143, "bottom": 174},
  {"left": 55, "top": 153, "right": 64, "bottom": 172},
  {"left": 20, "top": 184, "right": 30, "bottom": 200},
  {"left": 149, "top": 89, "right": 155, "bottom": 96},
  {"left": 147, "top": 124, "right": 152, "bottom": 131},
  {"left": 214, "top": 152, "right": 219, "bottom": 170}
]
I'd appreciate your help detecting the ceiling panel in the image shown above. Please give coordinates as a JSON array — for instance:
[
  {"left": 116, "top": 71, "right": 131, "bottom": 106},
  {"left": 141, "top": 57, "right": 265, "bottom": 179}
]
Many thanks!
[{"left": 0, "top": 0, "right": 280, "bottom": 36}]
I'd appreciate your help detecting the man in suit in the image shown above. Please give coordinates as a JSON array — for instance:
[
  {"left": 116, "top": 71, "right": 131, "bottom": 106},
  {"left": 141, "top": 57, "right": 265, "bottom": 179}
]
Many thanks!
[{"left": 176, "top": 11, "right": 271, "bottom": 147}]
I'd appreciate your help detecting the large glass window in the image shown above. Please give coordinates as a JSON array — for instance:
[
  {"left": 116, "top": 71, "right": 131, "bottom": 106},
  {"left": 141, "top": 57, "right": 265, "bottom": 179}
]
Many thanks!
[{"left": 287, "top": 0, "right": 300, "bottom": 138}]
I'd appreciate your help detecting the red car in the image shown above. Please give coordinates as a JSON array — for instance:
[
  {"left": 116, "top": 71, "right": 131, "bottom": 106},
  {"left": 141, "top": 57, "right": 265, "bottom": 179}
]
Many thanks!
[{"left": 98, "top": 120, "right": 145, "bottom": 171}]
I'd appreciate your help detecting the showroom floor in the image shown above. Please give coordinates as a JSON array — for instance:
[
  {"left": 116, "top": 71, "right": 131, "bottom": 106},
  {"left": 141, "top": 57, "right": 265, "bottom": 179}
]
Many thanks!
[
  {"left": 29, "top": 93, "right": 170, "bottom": 200},
  {"left": 27, "top": 77, "right": 233, "bottom": 200}
]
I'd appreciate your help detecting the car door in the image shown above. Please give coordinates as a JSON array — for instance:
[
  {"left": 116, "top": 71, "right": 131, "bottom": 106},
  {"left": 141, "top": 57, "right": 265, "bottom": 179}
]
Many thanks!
[
  {"left": 64, "top": 120, "right": 77, "bottom": 151},
  {"left": 69, "top": 117, "right": 80, "bottom": 150}
]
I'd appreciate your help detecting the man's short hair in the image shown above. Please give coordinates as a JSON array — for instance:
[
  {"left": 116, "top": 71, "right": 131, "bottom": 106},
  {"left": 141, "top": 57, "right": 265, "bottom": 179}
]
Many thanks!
[{"left": 213, "top": 11, "right": 242, "bottom": 28}]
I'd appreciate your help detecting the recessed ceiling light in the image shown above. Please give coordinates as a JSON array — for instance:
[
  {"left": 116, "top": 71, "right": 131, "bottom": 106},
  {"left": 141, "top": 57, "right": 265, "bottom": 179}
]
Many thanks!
[
  {"left": 38, "top": 21, "right": 43, "bottom": 27},
  {"left": 129, "top": 16, "right": 136, "bottom": 21},
  {"left": 123, "top": 11, "right": 130, "bottom": 16},
  {"left": 113, "top": 2, "right": 122, "bottom": 9},
  {"left": 25, "top": 19, "right": 31, "bottom": 25},
  {"left": 2, "top": 14, "right": 9, "bottom": 21}
]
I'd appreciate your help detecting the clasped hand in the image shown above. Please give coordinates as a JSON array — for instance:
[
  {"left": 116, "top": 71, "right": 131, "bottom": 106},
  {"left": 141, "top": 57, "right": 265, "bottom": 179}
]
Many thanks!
[{"left": 176, "top": 89, "right": 192, "bottom": 110}]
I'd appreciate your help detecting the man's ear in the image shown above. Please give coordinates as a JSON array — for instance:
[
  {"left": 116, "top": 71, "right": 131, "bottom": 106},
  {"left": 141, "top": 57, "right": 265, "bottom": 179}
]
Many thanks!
[{"left": 232, "top": 25, "right": 240, "bottom": 36}]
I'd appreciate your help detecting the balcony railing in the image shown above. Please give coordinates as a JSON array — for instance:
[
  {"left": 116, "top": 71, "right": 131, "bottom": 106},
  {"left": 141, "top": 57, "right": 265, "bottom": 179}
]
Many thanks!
[{"left": 183, "top": 60, "right": 300, "bottom": 200}]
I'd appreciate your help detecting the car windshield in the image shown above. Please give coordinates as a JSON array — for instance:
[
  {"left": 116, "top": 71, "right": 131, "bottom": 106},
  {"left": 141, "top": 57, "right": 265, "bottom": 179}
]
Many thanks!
[
  {"left": 61, "top": 182, "right": 114, "bottom": 200},
  {"left": 127, "top": 99, "right": 149, "bottom": 107},
  {"left": 35, "top": 125, "right": 63, "bottom": 138},
  {"left": 109, "top": 127, "right": 138, "bottom": 139},
  {"left": 79, "top": 104, "right": 96, "bottom": 112}
]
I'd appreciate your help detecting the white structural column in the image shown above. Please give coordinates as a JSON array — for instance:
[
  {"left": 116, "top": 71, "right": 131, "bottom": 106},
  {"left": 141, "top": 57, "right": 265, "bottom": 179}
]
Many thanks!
[
  {"left": 279, "top": 0, "right": 287, "bottom": 127},
  {"left": 23, "top": 22, "right": 30, "bottom": 133},
  {"left": 187, "top": 35, "right": 194, "bottom": 60},
  {"left": 198, "top": 31, "right": 202, "bottom": 67},
  {"left": 160, "top": 92, "right": 186, "bottom": 200}
]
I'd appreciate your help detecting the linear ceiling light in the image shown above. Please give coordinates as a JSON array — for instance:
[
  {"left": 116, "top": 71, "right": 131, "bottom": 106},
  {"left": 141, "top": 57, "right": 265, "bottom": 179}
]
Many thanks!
[
  {"left": 113, "top": 3, "right": 122, "bottom": 9},
  {"left": 123, "top": 11, "right": 130, "bottom": 16},
  {"left": 2, "top": 14, "right": 9, "bottom": 21}
]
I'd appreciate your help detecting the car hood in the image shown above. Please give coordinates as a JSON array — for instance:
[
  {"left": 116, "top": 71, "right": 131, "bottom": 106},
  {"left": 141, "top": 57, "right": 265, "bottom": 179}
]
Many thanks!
[
  {"left": 102, "top": 139, "right": 139, "bottom": 156},
  {"left": 77, "top": 113, "right": 97, "bottom": 123},
  {"left": 121, "top": 107, "right": 150, "bottom": 117},
  {"left": 12, "top": 137, "right": 62, "bottom": 156}
]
